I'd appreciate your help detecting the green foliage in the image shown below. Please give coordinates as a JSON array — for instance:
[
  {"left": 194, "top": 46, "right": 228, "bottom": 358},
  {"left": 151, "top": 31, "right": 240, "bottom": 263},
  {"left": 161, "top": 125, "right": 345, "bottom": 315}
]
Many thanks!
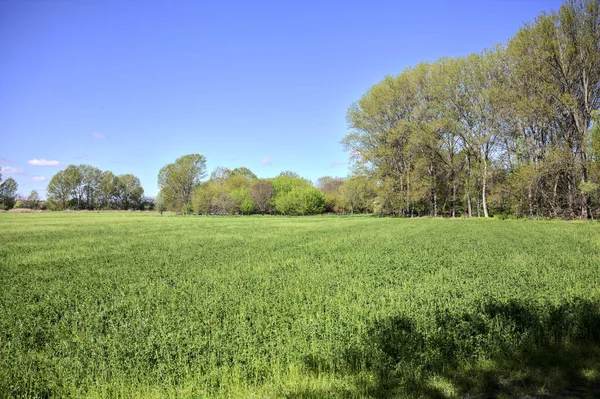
[
  {"left": 273, "top": 189, "right": 302, "bottom": 215},
  {"left": 299, "top": 187, "right": 326, "bottom": 215},
  {"left": 342, "top": 0, "right": 600, "bottom": 219},
  {"left": 155, "top": 191, "right": 166, "bottom": 215},
  {"left": 274, "top": 187, "right": 325, "bottom": 215},
  {"left": 1, "top": 214, "right": 600, "bottom": 398},
  {"left": 26, "top": 190, "right": 41, "bottom": 209},
  {"left": 13, "top": 200, "right": 24, "bottom": 209},
  {"left": 271, "top": 173, "right": 311, "bottom": 197},
  {"left": 580, "top": 181, "right": 599, "bottom": 195},
  {"left": 46, "top": 165, "right": 144, "bottom": 210},
  {"left": 181, "top": 202, "right": 194, "bottom": 215},
  {"left": 230, "top": 187, "right": 255, "bottom": 214},
  {"left": 0, "top": 177, "right": 18, "bottom": 209},
  {"left": 158, "top": 154, "right": 207, "bottom": 212},
  {"left": 193, "top": 169, "right": 325, "bottom": 216},
  {"left": 270, "top": 173, "right": 325, "bottom": 215}
]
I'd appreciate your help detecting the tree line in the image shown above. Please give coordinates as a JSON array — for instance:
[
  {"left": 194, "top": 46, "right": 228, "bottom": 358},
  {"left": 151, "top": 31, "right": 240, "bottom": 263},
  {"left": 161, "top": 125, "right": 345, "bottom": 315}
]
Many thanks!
[
  {"left": 4, "top": 0, "right": 598, "bottom": 219},
  {"left": 156, "top": 154, "right": 329, "bottom": 215},
  {"left": 344, "top": 0, "right": 600, "bottom": 218},
  {"left": 155, "top": 155, "right": 391, "bottom": 216},
  {"left": 0, "top": 168, "right": 19, "bottom": 210},
  {"left": 45, "top": 165, "right": 150, "bottom": 211}
]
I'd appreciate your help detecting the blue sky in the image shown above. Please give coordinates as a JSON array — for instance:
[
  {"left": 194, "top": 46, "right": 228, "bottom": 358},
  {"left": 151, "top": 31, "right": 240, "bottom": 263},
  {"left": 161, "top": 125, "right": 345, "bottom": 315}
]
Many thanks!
[{"left": 0, "top": 0, "right": 563, "bottom": 198}]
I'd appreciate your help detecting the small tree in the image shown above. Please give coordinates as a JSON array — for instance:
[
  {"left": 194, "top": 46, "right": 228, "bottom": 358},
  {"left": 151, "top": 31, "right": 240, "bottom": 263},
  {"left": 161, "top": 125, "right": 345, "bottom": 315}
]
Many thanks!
[
  {"left": 0, "top": 177, "right": 18, "bottom": 209},
  {"left": 27, "top": 190, "right": 41, "bottom": 209},
  {"left": 249, "top": 180, "right": 274, "bottom": 214},
  {"left": 156, "top": 192, "right": 166, "bottom": 215}
]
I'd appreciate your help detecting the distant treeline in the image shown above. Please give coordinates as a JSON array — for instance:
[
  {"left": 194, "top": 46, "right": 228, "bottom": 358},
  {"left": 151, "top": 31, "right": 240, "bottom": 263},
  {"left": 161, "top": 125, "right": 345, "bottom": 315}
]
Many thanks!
[{"left": 44, "top": 165, "right": 152, "bottom": 211}]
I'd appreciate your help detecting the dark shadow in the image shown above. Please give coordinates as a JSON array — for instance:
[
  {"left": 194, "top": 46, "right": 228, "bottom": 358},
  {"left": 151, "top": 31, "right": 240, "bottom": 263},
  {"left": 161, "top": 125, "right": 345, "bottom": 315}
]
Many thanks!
[{"left": 292, "top": 298, "right": 600, "bottom": 398}]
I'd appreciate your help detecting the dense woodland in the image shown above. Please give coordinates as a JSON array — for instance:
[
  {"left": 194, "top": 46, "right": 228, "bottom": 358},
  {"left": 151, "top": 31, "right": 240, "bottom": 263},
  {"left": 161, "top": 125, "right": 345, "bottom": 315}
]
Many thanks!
[
  {"left": 344, "top": 0, "right": 600, "bottom": 218},
  {"left": 2, "top": 0, "right": 598, "bottom": 218}
]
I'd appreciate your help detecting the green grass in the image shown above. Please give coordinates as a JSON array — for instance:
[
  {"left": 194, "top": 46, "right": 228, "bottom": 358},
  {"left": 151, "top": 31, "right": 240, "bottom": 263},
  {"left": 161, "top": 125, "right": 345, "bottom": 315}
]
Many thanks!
[{"left": 1, "top": 213, "right": 600, "bottom": 398}]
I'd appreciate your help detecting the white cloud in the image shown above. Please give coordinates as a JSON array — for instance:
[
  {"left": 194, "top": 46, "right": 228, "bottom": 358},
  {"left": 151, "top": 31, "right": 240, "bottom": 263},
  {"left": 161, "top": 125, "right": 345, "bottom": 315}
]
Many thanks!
[
  {"left": 1, "top": 166, "right": 24, "bottom": 175},
  {"left": 260, "top": 156, "right": 272, "bottom": 166},
  {"left": 29, "top": 159, "right": 60, "bottom": 166},
  {"left": 32, "top": 176, "right": 46, "bottom": 182},
  {"left": 92, "top": 132, "right": 106, "bottom": 139}
]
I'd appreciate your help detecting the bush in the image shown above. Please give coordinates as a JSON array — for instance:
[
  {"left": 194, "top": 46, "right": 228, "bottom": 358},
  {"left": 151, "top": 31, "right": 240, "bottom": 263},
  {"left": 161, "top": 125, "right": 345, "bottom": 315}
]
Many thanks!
[
  {"left": 274, "top": 187, "right": 325, "bottom": 215},
  {"left": 181, "top": 203, "right": 194, "bottom": 215}
]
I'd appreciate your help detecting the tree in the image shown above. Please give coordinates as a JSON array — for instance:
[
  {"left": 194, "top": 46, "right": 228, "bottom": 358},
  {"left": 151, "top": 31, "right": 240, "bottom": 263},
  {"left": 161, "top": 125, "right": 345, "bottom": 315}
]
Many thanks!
[
  {"left": 117, "top": 174, "right": 144, "bottom": 210},
  {"left": 158, "top": 154, "right": 207, "bottom": 212},
  {"left": 230, "top": 187, "right": 255, "bottom": 214},
  {"left": 250, "top": 180, "right": 274, "bottom": 214},
  {"left": 316, "top": 176, "right": 345, "bottom": 213},
  {"left": 27, "top": 190, "right": 40, "bottom": 209},
  {"left": 99, "top": 171, "right": 119, "bottom": 209},
  {"left": 0, "top": 177, "right": 18, "bottom": 209},
  {"left": 156, "top": 191, "right": 166, "bottom": 215},
  {"left": 47, "top": 170, "right": 73, "bottom": 210},
  {"left": 80, "top": 165, "right": 102, "bottom": 210},
  {"left": 210, "top": 167, "right": 232, "bottom": 184},
  {"left": 231, "top": 167, "right": 257, "bottom": 180},
  {"left": 47, "top": 165, "right": 145, "bottom": 211}
]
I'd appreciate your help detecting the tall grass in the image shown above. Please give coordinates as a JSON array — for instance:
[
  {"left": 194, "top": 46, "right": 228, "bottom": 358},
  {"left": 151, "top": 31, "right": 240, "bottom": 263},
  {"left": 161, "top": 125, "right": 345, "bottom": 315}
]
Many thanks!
[{"left": 1, "top": 213, "right": 599, "bottom": 398}]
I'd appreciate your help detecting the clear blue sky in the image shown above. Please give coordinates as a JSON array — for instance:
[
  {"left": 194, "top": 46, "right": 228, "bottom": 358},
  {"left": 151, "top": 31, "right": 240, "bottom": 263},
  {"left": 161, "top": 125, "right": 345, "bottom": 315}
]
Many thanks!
[{"left": 0, "top": 0, "right": 563, "bottom": 198}]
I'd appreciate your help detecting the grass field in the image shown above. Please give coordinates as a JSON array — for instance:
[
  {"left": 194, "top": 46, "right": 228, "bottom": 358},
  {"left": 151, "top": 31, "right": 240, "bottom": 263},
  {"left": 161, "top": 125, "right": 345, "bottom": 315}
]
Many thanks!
[{"left": 1, "top": 213, "right": 600, "bottom": 398}]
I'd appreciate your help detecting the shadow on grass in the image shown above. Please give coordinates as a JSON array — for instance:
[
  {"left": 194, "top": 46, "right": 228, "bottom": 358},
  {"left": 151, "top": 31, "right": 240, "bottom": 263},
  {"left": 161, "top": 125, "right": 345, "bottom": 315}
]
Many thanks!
[{"left": 291, "top": 298, "right": 600, "bottom": 399}]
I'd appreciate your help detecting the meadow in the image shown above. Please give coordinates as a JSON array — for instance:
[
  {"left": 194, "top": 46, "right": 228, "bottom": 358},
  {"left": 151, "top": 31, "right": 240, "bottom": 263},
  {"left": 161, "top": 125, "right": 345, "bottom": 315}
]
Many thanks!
[{"left": 1, "top": 213, "right": 600, "bottom": 398}]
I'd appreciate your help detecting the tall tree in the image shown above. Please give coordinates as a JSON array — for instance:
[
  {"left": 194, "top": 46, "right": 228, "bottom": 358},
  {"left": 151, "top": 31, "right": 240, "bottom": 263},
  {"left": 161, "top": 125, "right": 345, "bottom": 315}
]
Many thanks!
[
  {"left": 99, "top": 171, "right": 119, "bottom": 209},
  {"left": 508, "top": 0, "right": 600, "bottom": 218},
  {"left": 80, "top": 165, "right": 102, "bottom": 210},
  {"left": 158, "top": 154, "right": 207, "bottom": 212},
  {"left": 118, "top": 174, "right": 144, "bottom": 210},
  {"left": 47, "top": 170, "right": 73, "bottom": 210}
]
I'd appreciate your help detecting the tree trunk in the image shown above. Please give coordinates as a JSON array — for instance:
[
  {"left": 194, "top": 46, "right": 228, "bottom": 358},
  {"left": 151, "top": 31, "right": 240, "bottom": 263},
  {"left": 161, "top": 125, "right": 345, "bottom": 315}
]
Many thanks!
[
  {"left": 568, "top": 176, "right": 575, "bottom": 219},
  {"left": 433, "top": 189, "right": 437, "bottom": 218},
  {"left": 466, "top": 154, "right": 472, "bottom": 217},
  {"left": 406, "top": 168, "right": 411, "bottom": 217},
  {"left": 552, "top": 175, "right": 559, "bottom": 217},
  {"left": 451, "top": 181, "right": 457, "bottom": 218},
  {"left": 528, "top": 187, "right": 534, "bottom": 217},
  {"left": 482, "top": 159, "right": 489, "bottom": 218},
  {"left": 580, "top": 162, "right": 592, "bottom": 219}
]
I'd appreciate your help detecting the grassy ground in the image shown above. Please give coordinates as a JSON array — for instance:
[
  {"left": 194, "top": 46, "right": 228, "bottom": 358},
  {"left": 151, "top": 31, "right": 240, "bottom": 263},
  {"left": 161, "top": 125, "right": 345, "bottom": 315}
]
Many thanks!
[{"left": 1, "top": 213, "right": 599, "bottom": 398}]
